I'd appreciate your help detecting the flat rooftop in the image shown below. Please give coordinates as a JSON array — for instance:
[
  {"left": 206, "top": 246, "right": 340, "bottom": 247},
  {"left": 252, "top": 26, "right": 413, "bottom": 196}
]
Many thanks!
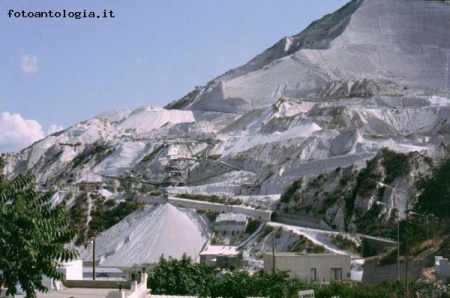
[
  {"left": 15, "top": 288, "right": 118, "bottom": 298},
  {"left": 200, "top": 245, "right": 239, "bottom": 256}
]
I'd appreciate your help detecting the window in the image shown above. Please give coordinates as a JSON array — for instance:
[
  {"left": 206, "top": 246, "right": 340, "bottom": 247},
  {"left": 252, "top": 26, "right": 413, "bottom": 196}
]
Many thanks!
[
  {"left": 330, "top": 268, "right": 342, "bottom": 280},
  {"left": 310, "top": 268, "right": 316, "bottom": 282}
]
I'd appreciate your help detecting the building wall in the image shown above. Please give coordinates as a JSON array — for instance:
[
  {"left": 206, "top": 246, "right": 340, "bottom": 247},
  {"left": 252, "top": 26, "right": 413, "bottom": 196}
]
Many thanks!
[
  {"left": 215, "top": 220, "right": 247, "bottom": 234},
  {"left": 436, "top": 257, "right": 450, "bottom": 277},
  {"left": 58, "top": 260, "right": 83, "bottom": 280},
  {"left": 200, "top": 254, "right": 238, "bottom": 269},
  {"left": 362, "top": 258, "right": 426, "bottom": 284},
  {"left": 200, "top": 254, "right": 216, "bottom": 267},
  {"left": 263, "top": 253, "right": 351, "bottom": 282}
]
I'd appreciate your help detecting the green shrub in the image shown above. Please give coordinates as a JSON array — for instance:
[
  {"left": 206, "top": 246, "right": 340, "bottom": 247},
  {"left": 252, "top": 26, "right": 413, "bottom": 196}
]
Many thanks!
[
  {"left": 380, "top": 148, "right": 410, "bottom": 184},
  {"left": 330, "top": 234, "right": 361, "bottom": 254},
  {"left": 258, "top": 225, "right": 274, "bottom": 241},
  {"left": 246, "top": 218, "right": 262, "bottom": 234},
  {"left": 280, "top": 179, "right": 303, "bottom": 203}
]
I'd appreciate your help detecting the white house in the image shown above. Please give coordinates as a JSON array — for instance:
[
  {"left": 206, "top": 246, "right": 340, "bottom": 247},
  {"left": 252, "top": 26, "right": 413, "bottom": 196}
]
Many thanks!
[
  {"left": 199, "top": 246, "right": 240, "bottom": 268},
  {"left": 215, "top": 213, "right": 248, "bottom": 234},
  {"left": 42, "top": 260, "right": 83, "bottom": 290},
  {"left": 435, "top": 256, "right": 450, "bottom": 277},
  {"left": 263, "top": 252, "right": 351, "bottom": 282}
]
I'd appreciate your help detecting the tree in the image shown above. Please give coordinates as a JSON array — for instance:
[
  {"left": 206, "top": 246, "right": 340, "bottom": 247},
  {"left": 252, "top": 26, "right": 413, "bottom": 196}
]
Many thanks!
[
  {"left": 415, "top": 157, "right": 450, "bottom": 218},
  {"left": 0, "top": 158, "right": 78, "bottom": 297},
  {"left": 148, "top": 254, "right": 214, "bottom": 296}
]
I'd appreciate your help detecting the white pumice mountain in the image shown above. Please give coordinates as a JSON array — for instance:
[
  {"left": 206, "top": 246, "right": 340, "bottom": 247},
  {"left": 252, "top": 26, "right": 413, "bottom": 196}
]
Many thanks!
[{"left": 3, "top": 0, "right": 450, "bottom": 270}]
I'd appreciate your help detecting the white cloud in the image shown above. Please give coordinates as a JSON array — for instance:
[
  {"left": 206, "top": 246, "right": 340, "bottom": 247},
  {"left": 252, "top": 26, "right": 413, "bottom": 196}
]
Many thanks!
[
  {"left": 21, "top": 55, "right": 38, "bottom": 73},
  {"left": 47, "top": 124, "right": 64, "bottom": 135},
  {"left": 0, "top": 112, "right": 45, "bottom": 153}
]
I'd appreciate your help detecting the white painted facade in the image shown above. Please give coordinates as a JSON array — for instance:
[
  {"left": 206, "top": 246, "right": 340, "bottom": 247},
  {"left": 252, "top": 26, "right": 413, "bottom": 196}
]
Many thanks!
[
  {"left": 42, "top": 260, "right": 83, "bottom": 290},
  {"left": 263, "top": 253, "right": 351, "bottom": 282},
  {"left": 435, "top": 256, "right": 450, "bottom": 277},
  {"left": 58, "top": 260, "right": 83, "bottom": 280},
  {"left": 215, "top": 213, "right": 248, "bottom": 234}
]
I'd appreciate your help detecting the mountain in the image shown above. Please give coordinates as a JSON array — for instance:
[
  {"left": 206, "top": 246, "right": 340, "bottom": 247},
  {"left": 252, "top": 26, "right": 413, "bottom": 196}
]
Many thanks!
[
  {"left": 166, "top": 0, "right": 450, "bottom": 112},
  {"left": 3, "top": 0, "right": 450, "bottom": 266}
]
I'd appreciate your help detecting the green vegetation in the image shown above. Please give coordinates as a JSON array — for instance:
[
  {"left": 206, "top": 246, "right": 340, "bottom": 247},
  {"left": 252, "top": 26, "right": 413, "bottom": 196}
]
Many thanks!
[
  {"left": 274, "top": 226, "right": 283, "bottom": 239},
  {"left": 178, "top": 193, "right": 244, "bottom": 206},
  {"left": 344, "top": 155, "right": 381, "bottom": 226},
  {"left": 197, "top": 210, "right": 219, "bottom": 223},
  {"left": 329, "top": 234, "right": 361, "bottom": 254},
  {"left": 356, "top": 157, "right": 382, "bottom": 198},
  {"left": 380, "top": 148, "right": 410, "bottom": 184},
  {"left": 245, "top": 218, "right": 263, "bottom": 234},
  {"left": 148, "top": 254, "right": 215, "bottom": 296},
  {"left": 323, "top": 191, "right": 343, "bottom": 209},
  {"left": 339, "top": 176, "right": 350, "bottom": 187},
  {"left": 88, "top": 199, "right": 143, "bottom": 238},
  {"left": 71, "top": 141, "right": 115, "bottom": 168},
  {"left": 280, "top": 179, "right": 303, "bottom": 203},
  {"left": 416, "top": 157, "right": 450, "bottom": 218},
  {"left": 141, "top": 145, "right": 164, "bottom": 163},
  {"left": 148, "top": 254, "right": 304, "bottom": 298},
  {"left": 178, "top": 193, "right": 227, "bottom": 204},
  {"left": 0, "top": 158, "right": 78, "bottom": 297},
  {"left": 69, "top": 193, "right": 143, "bottom": 246},
  {"left": 258, "top": 225, "right": 274, "bottom": 241},
  {"left": 148, "top": 254, "right": 446, "bottom": 297},
  {"left": 69, "top": 193, "right": 89, "bottom": 245},
  {"left": 208, "top": 154, "right": 222, "bottom": 160},
  {"left": 377, "top": 246, "right": 399, "bottom": 266},
  {"left": 290, "top": 235, "right": 326, "bottom": 253}
]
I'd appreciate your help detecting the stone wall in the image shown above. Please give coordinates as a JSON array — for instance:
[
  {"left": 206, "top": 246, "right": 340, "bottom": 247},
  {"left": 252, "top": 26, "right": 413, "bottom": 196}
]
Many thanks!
[
  {"left": 362, "top": 259, "right": 426, "bottom": 284},
  {"left": 63, "top": 280, "right": 131, "bottom": 289},
  {"left": 137, "top": 195, "right": 272, "bottom": 220}
]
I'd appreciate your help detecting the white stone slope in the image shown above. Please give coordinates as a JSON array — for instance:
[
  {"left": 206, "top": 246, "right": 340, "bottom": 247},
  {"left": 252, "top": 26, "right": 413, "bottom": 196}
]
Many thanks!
[
  {"left": 5, "top": 0, "right": 450, "bottom": 193},
  {"left": 3, "top": 0, "right": 450, "bottom": 276},
  {"left": 80, "top": 203, "right": 211, "bottom": 267},
  {"left": 243, "top": 221, "right": 364, "bottom": 280},
  {"left": 169, "top": 0, "right": 450, "bottom": 112}
]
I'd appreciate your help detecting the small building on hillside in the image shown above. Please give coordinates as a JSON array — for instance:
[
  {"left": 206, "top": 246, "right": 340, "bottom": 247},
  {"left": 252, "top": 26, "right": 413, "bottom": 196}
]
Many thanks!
[
  {"left": 435, "top": 256, "right": 450, "bottom": 278},
  {"left": 263, "top": 252, "right": 351, "bottom": 282},
  {"left": 215, "top": 212, "right": 248, "bottom": 234},
  {"left": 77, "top": 181, "right": 101, "bottom": 192},
  {"left": 200, "top": 246, "right": 241, "bottom": 269},
  {"left": 83, "top": 267, "right": 125, "bottom": 281},
  {"left": 42, "top": 260, "right": 83, "bottom": 290}
]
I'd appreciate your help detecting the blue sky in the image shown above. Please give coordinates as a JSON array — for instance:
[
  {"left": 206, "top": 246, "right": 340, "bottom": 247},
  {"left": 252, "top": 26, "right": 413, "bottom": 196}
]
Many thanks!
[{"left": 0, "top": 0, "right": 348, "bottom": 152}]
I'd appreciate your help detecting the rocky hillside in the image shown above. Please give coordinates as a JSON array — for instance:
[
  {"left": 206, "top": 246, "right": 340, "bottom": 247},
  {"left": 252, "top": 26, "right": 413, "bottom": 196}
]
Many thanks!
[
  {"left": 276, "top": 148, "right": 433, "bottom": 232},
  {"left": 2, "top": 0, "right": 450, "bottom": 265}
]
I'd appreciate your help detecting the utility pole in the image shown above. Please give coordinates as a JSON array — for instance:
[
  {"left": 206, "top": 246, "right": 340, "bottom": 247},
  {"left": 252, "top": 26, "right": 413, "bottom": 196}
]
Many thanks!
[
  {"left": 405, "top": 208, "right": 409, "bottom": 297},
  {"left": 410, "top": 212, "right": 432, "bottom": 257},
  {"left": 92, "top": 237, "right": 96, "bottom": 281},
  {"left": 377, "top": 182, "right": 416, "bottom": 297},
  {"left": 272, "top": 230, "right": 276, "bottom": 273}
]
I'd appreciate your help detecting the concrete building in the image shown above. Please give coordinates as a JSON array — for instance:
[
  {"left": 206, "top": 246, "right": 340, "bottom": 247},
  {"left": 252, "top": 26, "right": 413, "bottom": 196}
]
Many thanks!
[
  {"left": 200, "top": 246, "right": 240, "bottom": 269},
  {"left": 83, "top": 267, "right": 125, "bottom": 281},
  {"left": 435, "top": 256, "right": 450, "bottom": 277},
  {"left": 263, "top": 252, "right": 351, "bottom": 282},
  {"left": 215, "top": 213, "right": 248, "bottom": 234},
  {"left": 42, "top": 260, "right": 83, "bottom": 290}
]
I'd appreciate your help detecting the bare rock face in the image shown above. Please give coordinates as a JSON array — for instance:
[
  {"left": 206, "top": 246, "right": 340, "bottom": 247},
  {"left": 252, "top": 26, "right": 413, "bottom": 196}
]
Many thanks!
[
  {"left": 167, "top": 0, "right": 450, "bottom": 113},
  {"left": 3, "top": 0, "right": 450, "bottom": 233}
]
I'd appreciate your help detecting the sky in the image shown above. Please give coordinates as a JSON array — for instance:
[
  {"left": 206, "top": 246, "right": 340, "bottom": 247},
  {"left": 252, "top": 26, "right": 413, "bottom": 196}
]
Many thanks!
[{"left": 0, "top": 0, "right": 348, "bottom": 153}]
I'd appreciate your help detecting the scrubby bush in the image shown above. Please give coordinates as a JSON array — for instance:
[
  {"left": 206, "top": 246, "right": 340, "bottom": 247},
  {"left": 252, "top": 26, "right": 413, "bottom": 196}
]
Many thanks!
[{"left": 280, "top": 179, "right": 303, "bottom": 203}]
